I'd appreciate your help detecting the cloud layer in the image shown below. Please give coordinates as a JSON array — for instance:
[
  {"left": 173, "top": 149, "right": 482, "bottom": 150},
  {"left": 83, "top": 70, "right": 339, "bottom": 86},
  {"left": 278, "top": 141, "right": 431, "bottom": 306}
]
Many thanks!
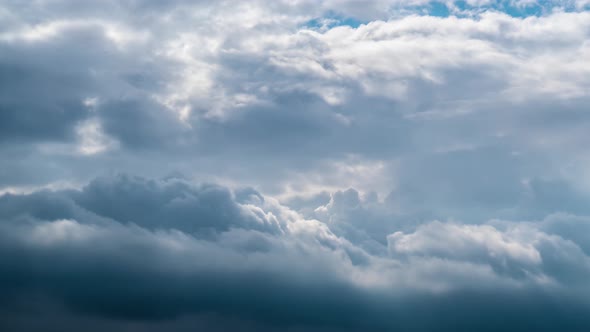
[
  {"left": 2, "top": 0, "right": 590, "bottom": 331},
  {"left": 2, "top": 175, "right": 590, "bottom": 331}
]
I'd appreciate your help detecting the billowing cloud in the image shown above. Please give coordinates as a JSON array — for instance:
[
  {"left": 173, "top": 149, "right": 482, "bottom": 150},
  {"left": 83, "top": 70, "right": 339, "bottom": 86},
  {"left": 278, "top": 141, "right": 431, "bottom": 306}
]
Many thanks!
[
  {"left": 1, "top": 0, "right": 590, "bottom": 331},
  {"left": 1, "top": 1, "right": 589, "bottom": 197},
  {"left": 2, "top": 175, "right": 590, "bottom": 331}
]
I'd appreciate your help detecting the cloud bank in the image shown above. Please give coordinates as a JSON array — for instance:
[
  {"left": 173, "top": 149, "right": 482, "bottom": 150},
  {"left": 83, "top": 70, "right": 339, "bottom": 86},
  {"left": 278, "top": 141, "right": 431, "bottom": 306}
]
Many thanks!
[{"left": 2, "top": 175, "right": 590, "bottom": 331}]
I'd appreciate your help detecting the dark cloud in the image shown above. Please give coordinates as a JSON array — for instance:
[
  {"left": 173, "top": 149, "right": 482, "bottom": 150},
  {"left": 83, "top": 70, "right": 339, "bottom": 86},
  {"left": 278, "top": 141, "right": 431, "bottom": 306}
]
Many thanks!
[
  {"left": 0, "top": 174, "right": 282, "bottom": 234},
  {"left": 0, "top": 41, "right": 91, "bottom": 143},
  {"left": 98, "top": 99, "right": 188, "bottom": 149},
  {"left": 1, "top": 175, "right": 590, "bottom": 331}
]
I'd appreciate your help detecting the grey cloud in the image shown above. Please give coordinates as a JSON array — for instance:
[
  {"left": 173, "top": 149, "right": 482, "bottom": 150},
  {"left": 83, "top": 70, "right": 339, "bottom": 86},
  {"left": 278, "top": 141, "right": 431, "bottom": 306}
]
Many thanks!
[
  {"left": 2, "top": 175, "right": 590, "bottom": 331},
  {"left": 2, "top": 1, "right": 590, "bottom": 331},
  {"left": 0, "top": 176, "right": 374, "bottom": 329},
  {"left": 0, "top": 40, "right": 91, "bottom": 143},
  {"left": 75, "top": 174, "right": 282, "bottom": 234},
  {"left": 312, "top": 188, "right": 396, "bottom": 253},
  {"left": 98, "top": 99, "right": 189, "bottom": 149},
  {"left": 0, "top": 28, "right": 161, "bottom": 150},
  {"left": 539, "top": 214, "right": 590, "bottom": 255},
  {"left": 0, "top": 174, "right": 282, "bottom": 234},
  {"left": 300, "top": 169, "right": 590, "bottom": 258},
  {"left": 388, "top": 146, "right": 526, "bottom": 220}
]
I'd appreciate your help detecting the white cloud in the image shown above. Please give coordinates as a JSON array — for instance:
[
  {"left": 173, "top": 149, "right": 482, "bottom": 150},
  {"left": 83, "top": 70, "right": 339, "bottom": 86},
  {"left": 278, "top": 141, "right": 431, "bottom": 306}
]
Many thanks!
[{"left": 388, "top": 221, "right": 542, "bottom": 265}]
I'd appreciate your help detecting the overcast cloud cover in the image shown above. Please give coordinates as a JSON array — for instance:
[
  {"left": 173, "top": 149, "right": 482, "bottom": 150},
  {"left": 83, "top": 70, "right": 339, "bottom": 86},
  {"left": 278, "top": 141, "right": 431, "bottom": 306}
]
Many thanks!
[{"left": 1, "top": 0, "right": 590, "bottom": 331}]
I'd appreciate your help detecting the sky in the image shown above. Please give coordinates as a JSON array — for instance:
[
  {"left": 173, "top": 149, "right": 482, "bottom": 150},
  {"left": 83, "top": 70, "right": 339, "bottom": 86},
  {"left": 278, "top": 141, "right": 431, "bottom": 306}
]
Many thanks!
[{"left": 1, "top": 0, "right": 590, "bottom": 331}]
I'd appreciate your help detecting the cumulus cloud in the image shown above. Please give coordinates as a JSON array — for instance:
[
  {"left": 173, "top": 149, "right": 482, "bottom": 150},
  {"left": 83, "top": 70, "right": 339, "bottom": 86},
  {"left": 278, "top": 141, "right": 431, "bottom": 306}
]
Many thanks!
[
  {"left": 1, "top": 1, "right": 589, "bottom": 198},
  {"left": 2, "top": 0, "right": 590, "bottom": 331},
  {"left": 1, "top": 175, "right": 590, "bottom": 331}
]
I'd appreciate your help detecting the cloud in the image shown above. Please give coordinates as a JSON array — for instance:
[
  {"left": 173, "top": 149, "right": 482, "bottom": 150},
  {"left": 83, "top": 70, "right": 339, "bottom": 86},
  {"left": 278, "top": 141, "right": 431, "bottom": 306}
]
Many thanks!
[
  {"left": 1, "top": 5, "right": 589, "bottom": 202},
  {"left": 1, "top": 175, "right": 590, "bottom": 331},
  {"left": 388, "top": 221, "right": 544, "bottom": 279},
  {"left": 2, "top": 1, "right": 590, "bottom": 331},
  {"left": 0, "top": 174, "right": 283, "bottom": 235}
]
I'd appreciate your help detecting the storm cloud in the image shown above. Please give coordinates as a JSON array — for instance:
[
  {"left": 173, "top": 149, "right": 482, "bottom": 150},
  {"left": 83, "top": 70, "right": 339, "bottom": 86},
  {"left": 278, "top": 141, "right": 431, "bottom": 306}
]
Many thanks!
[{"left": 2, "top": 175, "right": 590, "bottom": 331}]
